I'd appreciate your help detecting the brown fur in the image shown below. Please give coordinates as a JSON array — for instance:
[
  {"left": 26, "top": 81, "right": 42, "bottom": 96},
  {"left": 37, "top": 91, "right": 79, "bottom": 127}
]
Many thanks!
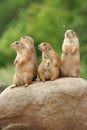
[
  {"left": 60, "top": 29, "right": 80, "bottom": 77},
  {"left": 38, "top": 42, "right": 61, "bottom": 81},
  {"left": 11, "top": 37, "right": 37, "bottom": 88}
]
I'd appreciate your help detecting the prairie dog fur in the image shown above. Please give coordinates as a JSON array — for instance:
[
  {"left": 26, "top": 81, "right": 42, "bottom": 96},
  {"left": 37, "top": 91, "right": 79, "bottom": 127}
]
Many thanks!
[
  {"left": 60, "top": 29, "right": 80, "bottom": 77},
  {"left": 11, "top": 37, "right": 37, "bottom": 88},
  {"left": 38, "top": 42, "right": 61, "bottom": 81}
]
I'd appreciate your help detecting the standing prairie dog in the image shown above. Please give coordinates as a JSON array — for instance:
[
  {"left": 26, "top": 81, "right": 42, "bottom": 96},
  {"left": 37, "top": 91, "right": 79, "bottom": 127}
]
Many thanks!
[
  {"left": 19, "top": 36, "right": 38, "bottom": 80},
  {"left": 60, "top": 29, "right": 80, "bottom": 77},
  {"left": 11, "top": 37, "right": 37, "bottom": 88},
  {"left": 38, "top": 42, "right": 61, "bottom": 81}
]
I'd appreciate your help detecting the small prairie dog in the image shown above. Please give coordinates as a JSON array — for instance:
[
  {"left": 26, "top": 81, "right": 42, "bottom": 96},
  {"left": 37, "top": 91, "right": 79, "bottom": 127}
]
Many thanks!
[
  {"left": 38, "top": 59, "right": 52, "bottom": 81},
  {"left": 60, "top": 29, "right": 80, "bottom": 77},
  {"left": 38, "top": 42, "right": 61, "bottom": 81},
  {"left": 11, "top": 38, "right": 37, "bottom": 88}
]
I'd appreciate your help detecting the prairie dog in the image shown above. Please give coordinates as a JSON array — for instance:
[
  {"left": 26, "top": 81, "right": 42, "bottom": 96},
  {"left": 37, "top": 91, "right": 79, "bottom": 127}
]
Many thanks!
[
  {"left": 11, "top": 39, "right": 37, "bottom": 88},
  {"left": 60, "top": 29, "right": 80, "bottom": 77},
  {"left": 38, "top": 42, "right": 61, "bottom": 81},
  {"left": 19, "top": 36, "right": 38, "bottom": 80},
  {"left": 38, "top": 59, "right": 52, "bottom": 81}
]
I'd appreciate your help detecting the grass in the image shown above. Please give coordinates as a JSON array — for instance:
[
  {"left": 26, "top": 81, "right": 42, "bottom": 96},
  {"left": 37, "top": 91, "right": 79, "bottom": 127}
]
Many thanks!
[
  {"left": 80, "top": 62, "right": 87, "bottom": 80},
  {"left": 0, "top": 64, "right": 14, "bottom": 86}
]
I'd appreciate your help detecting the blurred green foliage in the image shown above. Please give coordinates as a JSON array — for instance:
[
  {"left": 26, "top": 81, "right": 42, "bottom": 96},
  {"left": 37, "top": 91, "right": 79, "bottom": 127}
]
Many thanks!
[{"left": 0, "top": 0, "right": 87, "bottom": 85}]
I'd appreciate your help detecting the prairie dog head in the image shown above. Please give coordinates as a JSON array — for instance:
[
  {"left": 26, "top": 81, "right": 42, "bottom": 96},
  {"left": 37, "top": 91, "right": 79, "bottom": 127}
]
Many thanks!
[
  {"left": 20, "top": 36, "right": 34, "bottom": 49},
  {"left": 38, "top": 42, "right": 52, "bottom": 53},
  {"left": 43, "top": 59, "right": 52, "bottom": 67},
  {"left": 11, "top": 41, "right": 26, "bottom": 53},
  {"left": 65, "top": 30, "right": 76, "bottom": 39}
]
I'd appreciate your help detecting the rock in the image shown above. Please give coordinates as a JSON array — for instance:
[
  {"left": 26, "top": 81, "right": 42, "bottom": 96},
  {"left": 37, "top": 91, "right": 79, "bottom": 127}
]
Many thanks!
[{"left": 0, "top": 78, "right": 87, "bottom": 130}]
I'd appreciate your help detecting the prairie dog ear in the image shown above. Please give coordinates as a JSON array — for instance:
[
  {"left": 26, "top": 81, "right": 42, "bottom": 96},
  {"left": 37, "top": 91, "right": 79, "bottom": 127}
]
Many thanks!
[
  {"left": 48, "top": 44, "right": 52, "bottom": 50},
  {"left": 30, "top": 37, "right": 34, "bottom": 44},
  {"left": 49, "top": 46, "right": 52, "bottom": 50},
  {"left": 72, "top": 30, "right": 76, "bottom": 37}
]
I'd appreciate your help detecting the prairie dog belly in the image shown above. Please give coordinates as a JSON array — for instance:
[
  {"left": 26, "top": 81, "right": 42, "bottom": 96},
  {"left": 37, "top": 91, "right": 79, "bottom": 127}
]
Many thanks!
[{"left": 44, "top": 69, "right": 50, "bottom": 79}]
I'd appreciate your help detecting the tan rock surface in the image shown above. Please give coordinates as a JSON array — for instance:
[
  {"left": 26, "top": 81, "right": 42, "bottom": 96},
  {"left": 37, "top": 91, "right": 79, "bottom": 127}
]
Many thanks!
[{"left": 0, "top": 78, "right": 87, "bottom": 130}]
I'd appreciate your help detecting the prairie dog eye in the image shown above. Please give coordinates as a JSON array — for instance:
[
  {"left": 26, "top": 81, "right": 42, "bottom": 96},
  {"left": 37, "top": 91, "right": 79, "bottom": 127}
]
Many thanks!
[
  {"left": 23, "top": 36, "right": 26, "bottom": 39},
  {"left": 71, "top": 30, "right": 73, "bottom": 33},
  {"left": 16, "top": 42, "right": 19, "bottom": 44},
  {"left": 43, "top": 43, "right": 46, "bottom": 46}
]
